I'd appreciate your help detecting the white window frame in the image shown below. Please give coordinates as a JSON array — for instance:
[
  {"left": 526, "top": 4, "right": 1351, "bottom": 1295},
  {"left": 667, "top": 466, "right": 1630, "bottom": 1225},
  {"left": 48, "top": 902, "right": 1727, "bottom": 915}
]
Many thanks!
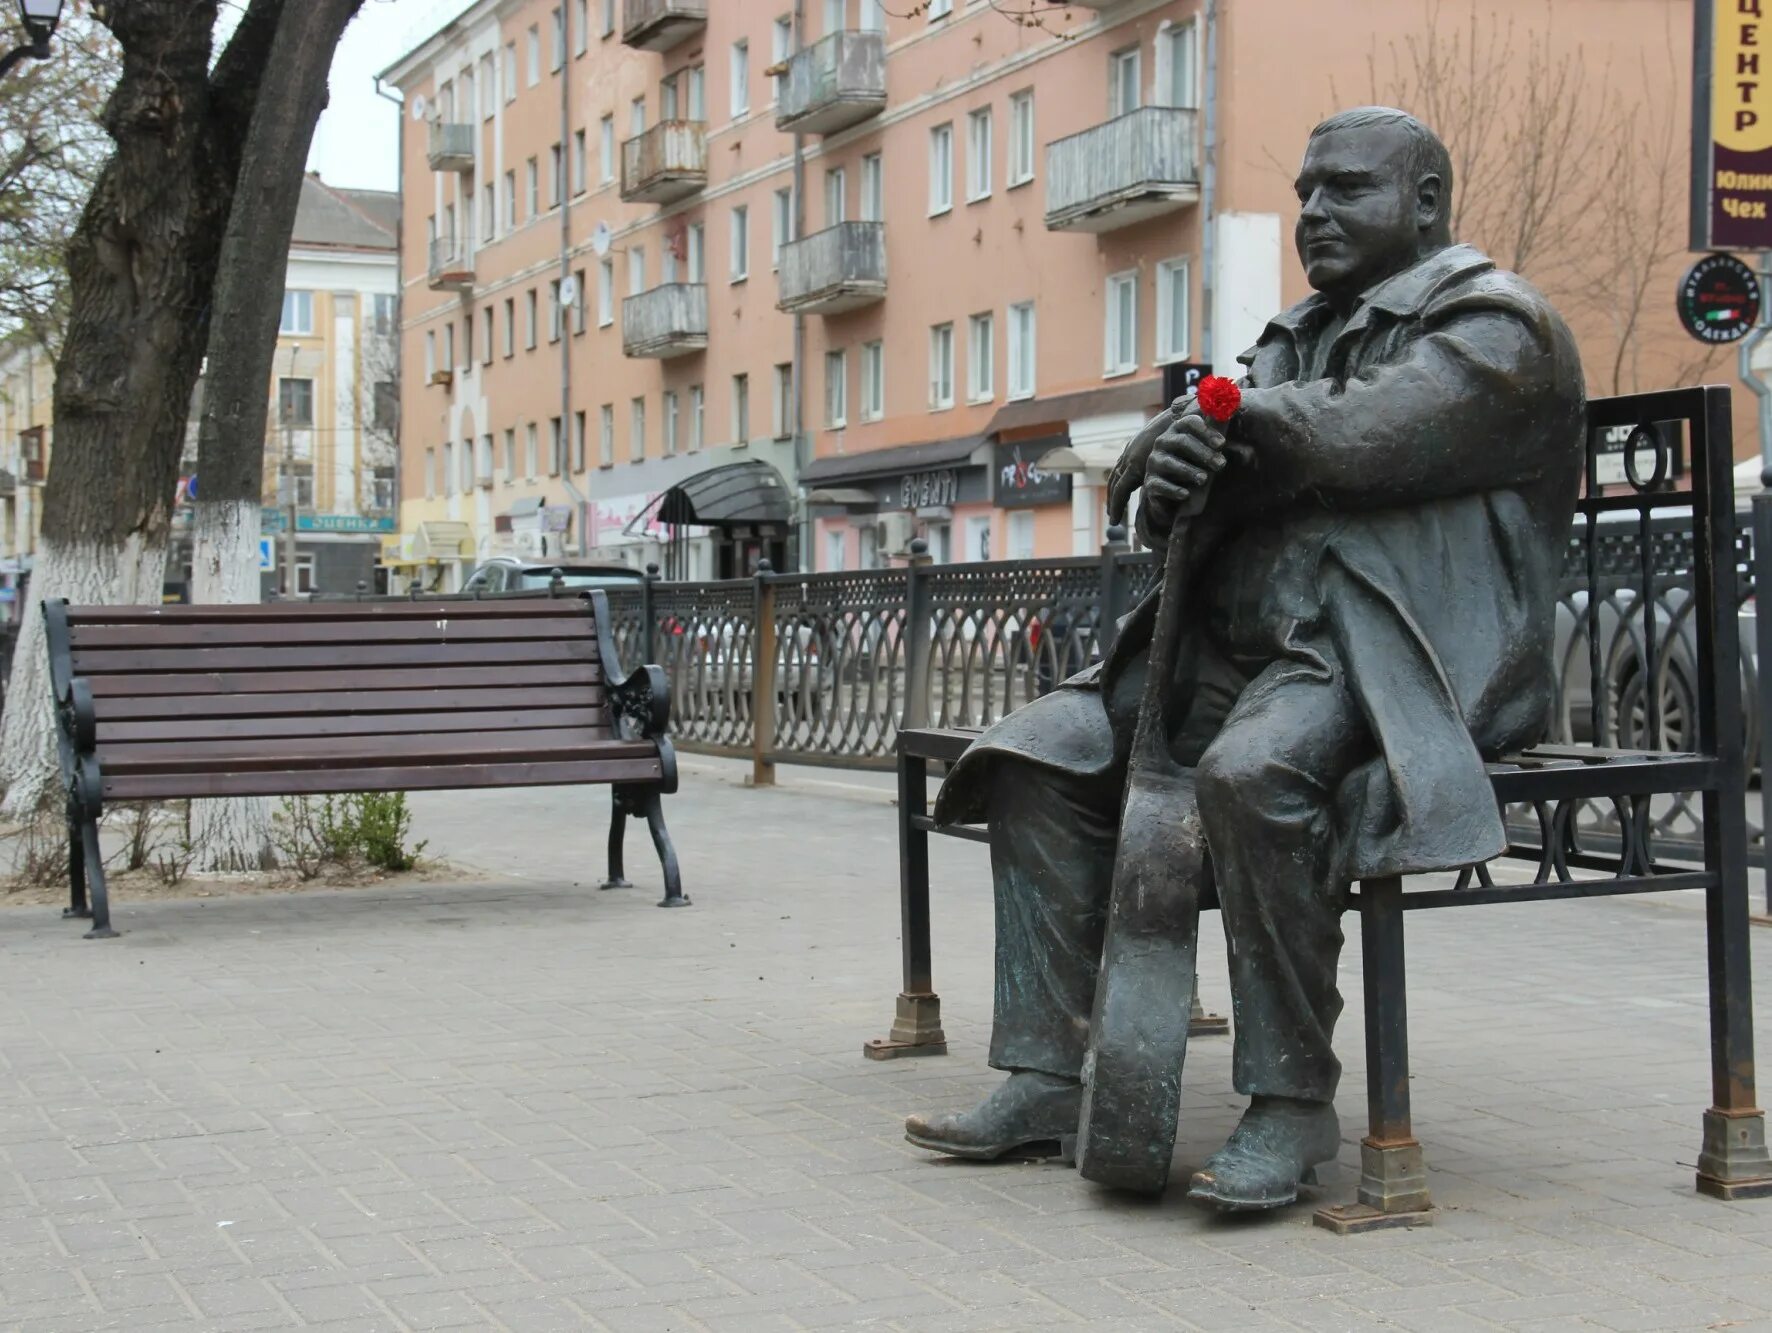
[
  {"left": 825, "top": 166, "right": 847, "bottom": 227},
  {"left": 1104, "top": 271, "right": 1138, "bottom": 376},
  {"left": 280, "top": 290, "right": 313, "bottom": 336},
  {"left": 550, "top": 6, "right": 564, "bottom": 70},
  {"left": 599, "top": 403, "right": 615, "bottom": 467},
  {"left": 526, "top": 25, "right": 541, "bottom": 86},
  {"left": 689, "top": 383, "right": 705, "bottom": 451},
  {"left": 1109, "top": 45, "right": 1141, "bottom": 118},
  {"left": 442, "top": 441, "right": 454, "bottom": 496},
  {"left": 826, "top": 528, "right": 847, "bottom": 573},
  {"left": 628, "top": 246, "right": 646, "bottom": 297},
  {"left": 772, "top": 186, "right": 794, "bottom": 268},
  {"left": 504, "top": 428, "right": 517, "bottom": 482},
  {"left": 730, "top": 205, "right": 749, "bottom": 281},
  {"left": 601, "top": 0, "right": 615, "bottom": 37},
  {"left": 772, "top": 362, "right": 793, "bottom": 439},
  {"left": 860, "top": 0, "right": 885, "bottom": 31},
  {"left": 526, "top": 422, "right": 539, "bottom": 478},
  {"left": 687, "top": 222, "right": 705, "bottom": 282},
  {"left": 525, "top": 288, "right": 539, "bottom": 350},
  {"left": 503, "top": 298, "right": 516, "bottom": 357},
  {"left": 572, "top": 129, "right": 587, "bottom": 195},
  {"left": 1156, "top": 18, "right": 1199, "bottom": 109},
  {"left": 966, "top": 106, "right": 992, "bottom": 202},
  {"left": 860, "top": 152, "right": 883, "bottom": 221},
  {"left": 599, "top": 114, "right": 614, "bottom": 183},
  {"left": 503, "top": 42, "right": 517, "bottom": 102},
  {"left": 929, "top": 322, "right": 955, "bottom": 410},
  {"left": 1007, "top": 509, "right": 1035, "bottom": 560},
  {"left": 967, "top": 311, "right": 994, "bottom": 403},
  {"left": 664, "top": 389, "right": 680, "bottom": 456},
  {"left": 928, "top": 123, "right": 953, "bottom": 215},
  {"left": 1008, "top": 300, "right": 1036, "bottom": 400},
  {"left": 825, "top": 348, "right": 847, "bottom": 428},
  {"left": 730, "top": 39, "right": 750, "bottom": 118},
  {"left": 630, "top": 396, "right": 646, "bottom": 462},
  {"left": 929, "top": 0, "right": 952, "bottom": 18},
  {"left": 629, "top": 94, "right": 646, "bottom": 137},
  {"left": 503, "top": 169, "right": 517, "bottom": 228},
  {"left": 771, "top": 16, "right": 792, "bottom": 106},
  {"left": 1156, "top": 256, "right": 1191, "bottom": 364},
  {"left": 861, "top": 339, "right": 884, "bottom": 421},
  {"left": 598, "top": 258, "right": 614, "bottom": 326},
  {"left": 574, "top": 0, "right": 588, "bottom": 55},
  {"left": 1008, "top": 89, "right": 1035, "bottom": 187},
  {"left": 733, "top": 373, "right": 751, "bottom": 445}
]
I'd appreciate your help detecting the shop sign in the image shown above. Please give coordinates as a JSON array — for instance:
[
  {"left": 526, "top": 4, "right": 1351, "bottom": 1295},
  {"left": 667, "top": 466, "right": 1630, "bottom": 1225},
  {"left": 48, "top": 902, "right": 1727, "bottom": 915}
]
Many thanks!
[
  {"left": 1694, "top": 0, "right": 1772, "bottom": 250},
  {"left": 259, "top": 510, "right": 396, "bottom": 534},
  {"left": 994, "top": 441, "right": 1072, "bottom": 508}
]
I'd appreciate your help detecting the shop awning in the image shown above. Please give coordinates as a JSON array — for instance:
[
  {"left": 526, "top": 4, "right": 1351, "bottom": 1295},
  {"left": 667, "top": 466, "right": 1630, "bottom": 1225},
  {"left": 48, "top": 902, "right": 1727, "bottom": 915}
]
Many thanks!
[
  {"left": 655, "top": 460, "right": 793, "bottom": 528},
  {"left": 984, "top": 378, "right": 1165, "bottom": 437},
  {"left": 411, "top": 520, "right": 474, "bottom": 560},
  {"left": 805, "top": 486, "right": 878, "bottom": 506},
  {"left": 800, "top": 434, "right": 986, "bottom": 484}
]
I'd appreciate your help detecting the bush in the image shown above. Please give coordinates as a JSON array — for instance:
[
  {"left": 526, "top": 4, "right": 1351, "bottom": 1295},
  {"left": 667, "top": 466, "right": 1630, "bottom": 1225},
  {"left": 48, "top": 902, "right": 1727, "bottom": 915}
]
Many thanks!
[{"left": 273, "top": 792, "right": 428, "bottom": 879}]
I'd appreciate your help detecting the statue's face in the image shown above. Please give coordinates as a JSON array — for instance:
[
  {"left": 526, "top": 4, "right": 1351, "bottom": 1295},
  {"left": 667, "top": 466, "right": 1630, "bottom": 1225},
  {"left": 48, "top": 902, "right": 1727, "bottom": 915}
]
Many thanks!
[{"left": 1294, "top": 125, "right": 1439, "bottom": 299}]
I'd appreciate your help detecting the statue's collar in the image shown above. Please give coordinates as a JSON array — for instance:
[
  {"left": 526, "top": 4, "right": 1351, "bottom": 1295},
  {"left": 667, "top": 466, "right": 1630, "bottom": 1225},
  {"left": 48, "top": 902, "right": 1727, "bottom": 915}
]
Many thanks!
[{"left": 1272, "top": 244, "right": 1494, "bottom": 333}]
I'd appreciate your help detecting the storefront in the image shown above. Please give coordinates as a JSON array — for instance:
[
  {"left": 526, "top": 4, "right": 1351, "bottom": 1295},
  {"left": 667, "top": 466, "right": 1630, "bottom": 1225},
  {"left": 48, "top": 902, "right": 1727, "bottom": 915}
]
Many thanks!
[{"left": 803, "top": 436, "right": 992, "bottom": 570}]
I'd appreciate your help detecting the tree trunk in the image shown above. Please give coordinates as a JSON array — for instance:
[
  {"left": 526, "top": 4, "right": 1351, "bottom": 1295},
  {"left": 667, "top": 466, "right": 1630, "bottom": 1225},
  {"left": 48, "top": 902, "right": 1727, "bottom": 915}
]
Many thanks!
[{"left": 188, "top": 0, "right": 366, "bottom": 870}]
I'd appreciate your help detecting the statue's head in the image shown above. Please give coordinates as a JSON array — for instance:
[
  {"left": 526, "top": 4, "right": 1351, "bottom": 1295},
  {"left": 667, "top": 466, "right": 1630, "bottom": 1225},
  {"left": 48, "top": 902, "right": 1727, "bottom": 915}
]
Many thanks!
[{"left": 1296, "top": 107, "right": 1453, "bottom": 303}]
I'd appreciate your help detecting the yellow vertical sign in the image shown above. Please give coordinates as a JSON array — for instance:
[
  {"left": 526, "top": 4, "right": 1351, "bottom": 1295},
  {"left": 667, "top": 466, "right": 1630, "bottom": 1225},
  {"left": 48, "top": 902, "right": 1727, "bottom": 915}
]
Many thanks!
[{"left": 1717, "top": 0, "right": 1772, "bottom": 152}]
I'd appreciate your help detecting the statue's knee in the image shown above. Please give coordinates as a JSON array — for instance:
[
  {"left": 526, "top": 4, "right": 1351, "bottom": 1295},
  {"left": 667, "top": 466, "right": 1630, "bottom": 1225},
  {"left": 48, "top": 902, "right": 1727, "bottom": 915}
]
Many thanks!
[{"left": 1196, "top": 740, "right": 1263, "bottom": 819}]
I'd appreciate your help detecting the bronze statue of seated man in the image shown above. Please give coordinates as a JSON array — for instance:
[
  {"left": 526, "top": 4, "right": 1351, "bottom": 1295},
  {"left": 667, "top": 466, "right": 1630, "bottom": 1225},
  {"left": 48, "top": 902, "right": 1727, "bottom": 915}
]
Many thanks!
[{"left": 905, "top": 107, "right": 1587, "bottom": 1211}]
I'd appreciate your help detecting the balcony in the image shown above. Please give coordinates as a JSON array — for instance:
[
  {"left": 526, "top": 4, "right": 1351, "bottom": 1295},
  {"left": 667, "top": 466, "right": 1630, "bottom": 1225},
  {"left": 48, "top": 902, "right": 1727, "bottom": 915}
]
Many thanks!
[
  {"left": 1045, "top": 106, "right": 1200, "bottom": 233},
  {"left": 777, "top": 222, "right": 886, "bottom": 315},
  {"left": 622, "top": 283, "right": 708, "bottom": 358},
  {"left": 622, "top": 0, "right": 706, "bottom": 53},
  {"left": 427, "top": 235, "right": 474, "bottom": 292},
  {"left": 426, "top": 120, "right": 475, "bottom": 173},
  {"left": 776, "top": 30, "right": 886, "bottom": 136},
  {"left": 620, "top": 121, "right": 707, "bottom": 205}
]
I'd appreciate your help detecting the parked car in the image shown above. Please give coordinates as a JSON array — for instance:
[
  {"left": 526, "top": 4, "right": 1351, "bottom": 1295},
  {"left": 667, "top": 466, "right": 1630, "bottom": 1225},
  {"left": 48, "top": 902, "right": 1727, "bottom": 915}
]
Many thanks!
[{"left": 459, "top": 559, "right": 645, "bottom": 595}]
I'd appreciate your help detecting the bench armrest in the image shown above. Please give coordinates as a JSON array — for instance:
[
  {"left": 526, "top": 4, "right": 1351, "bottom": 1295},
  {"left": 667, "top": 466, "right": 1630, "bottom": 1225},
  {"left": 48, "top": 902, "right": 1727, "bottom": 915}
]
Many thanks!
[{"left": 611, "top": 664, "right": 671, "bottom": 740}]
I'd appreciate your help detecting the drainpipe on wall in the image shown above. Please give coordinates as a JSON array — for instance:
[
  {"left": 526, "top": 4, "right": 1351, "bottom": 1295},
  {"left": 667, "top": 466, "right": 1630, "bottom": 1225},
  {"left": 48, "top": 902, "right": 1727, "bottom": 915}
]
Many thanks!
[
  {"left": 374, "top": 75, "right": 404, "bottom": 564},
  {"left": 1200, "top": 0, "right": 1219, "bottom": 371},
  {"left": 557, "top": 43, "right": 589, "bottom": 556},
  {"left": 791, "top": 0, "right": 809, "bottom": 573}
]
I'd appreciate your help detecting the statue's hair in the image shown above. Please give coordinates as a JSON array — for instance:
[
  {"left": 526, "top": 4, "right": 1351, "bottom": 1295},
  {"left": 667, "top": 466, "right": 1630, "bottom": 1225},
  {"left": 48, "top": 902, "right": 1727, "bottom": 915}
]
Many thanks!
[{"left": 1309, "top": 107, "right": 1454, "bottom": 242}]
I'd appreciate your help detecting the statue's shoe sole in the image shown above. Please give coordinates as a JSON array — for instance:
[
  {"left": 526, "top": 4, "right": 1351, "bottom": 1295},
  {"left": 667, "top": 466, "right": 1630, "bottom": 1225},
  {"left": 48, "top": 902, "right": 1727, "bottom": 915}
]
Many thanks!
[
  {"left": 1185, "top": 1164, "right": 1322, "bottom": 1212},
  {"left": 904, "top": 1130, "right": 1077, "bottom": 1162}
]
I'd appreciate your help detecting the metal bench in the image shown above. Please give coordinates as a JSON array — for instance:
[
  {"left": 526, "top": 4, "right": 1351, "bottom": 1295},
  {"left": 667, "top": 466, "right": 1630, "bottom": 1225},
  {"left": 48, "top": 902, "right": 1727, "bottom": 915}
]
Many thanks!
[
  {"left": 44, "top": 591, "right": 684, "bottom": 937},
  {"left": 873, "top": 385, "right": 1772, "bottom": 1231}
]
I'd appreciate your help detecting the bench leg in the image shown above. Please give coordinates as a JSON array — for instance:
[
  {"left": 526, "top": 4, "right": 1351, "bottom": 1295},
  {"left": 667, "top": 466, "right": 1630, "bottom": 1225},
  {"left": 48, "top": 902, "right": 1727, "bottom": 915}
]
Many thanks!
[
  {"left": 644, "top": 791, "right": 689, "bottom": 908},
  {"left": 1696, "top": 790, "right": 1772, "bottom": 1199},
  {"left": 62, "top": 812, "right": 90, "bottom": 921},
  {"left": 866, "top": 751, "right": 947, "bottom": 1059},
  {"left": 79, "top": 815, "right": 116, "bottom": 940},
  {"left": 1316, "top": 876, "right": 1432, "bottom": 1233},
  {"left": 600, "top": 787, "right": 634, "bottom": 890}
]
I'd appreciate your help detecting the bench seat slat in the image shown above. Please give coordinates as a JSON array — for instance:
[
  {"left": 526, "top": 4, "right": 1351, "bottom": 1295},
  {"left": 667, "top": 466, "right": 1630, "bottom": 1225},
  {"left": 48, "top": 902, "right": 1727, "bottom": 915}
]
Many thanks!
[
  {"left": 88, "top": 664, "right": 601, "bottom": 697},
  {"left": 72, "top": 639, "right": 597, "bottom": 674},
  {"left": 90, "top": 685, "right": 603, "bottom": 720},
  {"left": 100, "top": 727, "right": 634, "bottom": 774},
  {"left": 102, "top": 755, "right": 667, "bottom": 801},
  {"left": 70, "top": 619, "right": 596, "bottom": 648},
  {"left": 96, "top": 707, "right": 613, "bottom": 743},
  {"left": 66, "top": 600, "right": 593, "bottom": 622}
]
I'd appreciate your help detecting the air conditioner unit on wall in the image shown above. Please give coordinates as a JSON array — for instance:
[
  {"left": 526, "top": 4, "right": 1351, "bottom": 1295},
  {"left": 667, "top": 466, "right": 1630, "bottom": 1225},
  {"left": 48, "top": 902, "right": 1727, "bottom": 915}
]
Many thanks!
[
  {"left": 514, "top": 530, "right": 557, "bottom": 559},
  {"left": 877, "top": 512, "right": 914, "bottom": 558}
]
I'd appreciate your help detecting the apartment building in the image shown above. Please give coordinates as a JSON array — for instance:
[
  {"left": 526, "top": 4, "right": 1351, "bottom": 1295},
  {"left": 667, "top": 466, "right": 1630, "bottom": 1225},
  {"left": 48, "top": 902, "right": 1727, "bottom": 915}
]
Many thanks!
[
  {"left": 385, "top": 0, "right": 1713, "bottom": 583},
  {"left": 0, "top": 340, "right": 52, "bottom": 624}
]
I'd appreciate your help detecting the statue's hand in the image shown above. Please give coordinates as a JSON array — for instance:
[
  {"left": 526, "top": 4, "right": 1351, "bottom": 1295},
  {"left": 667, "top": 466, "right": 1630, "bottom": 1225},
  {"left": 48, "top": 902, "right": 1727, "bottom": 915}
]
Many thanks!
[
  {"left": 1140, "top": 408, "right": 1230, "bottom": 539},
  {"left": 1106, "top": 404, "right": 1177, "bottom": 529}
]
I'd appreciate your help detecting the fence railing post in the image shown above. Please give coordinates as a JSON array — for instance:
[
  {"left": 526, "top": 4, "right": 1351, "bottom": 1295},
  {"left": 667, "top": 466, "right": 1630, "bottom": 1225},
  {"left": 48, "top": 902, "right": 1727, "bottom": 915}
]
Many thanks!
[
  {"left": 750, "top": 560, "right": 778, "bottom": 787},
  {"left": 642, "top": 561, "right": 660, "bottom": 665},
  {"left": 899, "top": 538, "right": 933, "bottom": 733},
  {"left": 1755, "top": 483, "right": 1772, "bottom": 918},
  {"left": 1099, "top": 522, "right": 1130, "bottom": 657}
]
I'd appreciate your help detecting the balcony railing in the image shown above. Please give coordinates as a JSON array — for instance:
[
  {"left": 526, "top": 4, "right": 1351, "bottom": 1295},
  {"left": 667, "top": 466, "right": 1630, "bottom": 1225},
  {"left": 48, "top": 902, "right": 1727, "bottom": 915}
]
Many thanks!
[
  {"left": 777, "top": 30, "right": 887, "bottom": 136},
  {"left": 427, "top": 235, "right": 474, "bottom": 292},
  {"left": 620, "top": 121, "right": 707, "bottom": 205},
  {"left": 622, "top": 283, "right": 708, "bottom": 358},
  {"left": 1045, "top": 106, "right": 1200, "bottom": 233},
  {"left": 777, "top": 222, "right": 886, "bottom": 315},
  {"left": 622, "top": 0, "right": 706, "bottom": 53},
  {"left": 426, "top": 120, "right": 475, "bottom": 172}
]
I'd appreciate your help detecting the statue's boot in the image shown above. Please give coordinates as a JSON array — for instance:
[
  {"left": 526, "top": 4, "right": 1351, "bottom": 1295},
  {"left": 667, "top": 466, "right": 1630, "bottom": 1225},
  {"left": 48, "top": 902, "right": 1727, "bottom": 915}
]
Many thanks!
[
  {"left": 904, "top": 1071, "right": 1082, "bottom": 1160},
  {"left": 1185, "top": 1096, "right": 1341, "bottom": 1211}
]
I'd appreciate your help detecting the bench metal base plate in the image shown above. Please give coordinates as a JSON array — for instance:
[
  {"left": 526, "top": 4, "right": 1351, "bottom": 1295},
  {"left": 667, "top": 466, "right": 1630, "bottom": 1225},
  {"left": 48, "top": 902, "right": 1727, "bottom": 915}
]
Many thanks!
[
  {"left": 1312, "top": 1201, "right": 1435, "bottom": 1234},
  {"left": 865, "top": 993, "right": 947, "bottom": 1059},
  {"left": 863, "top": 1036, "right": 949, "bottom": 1059}
]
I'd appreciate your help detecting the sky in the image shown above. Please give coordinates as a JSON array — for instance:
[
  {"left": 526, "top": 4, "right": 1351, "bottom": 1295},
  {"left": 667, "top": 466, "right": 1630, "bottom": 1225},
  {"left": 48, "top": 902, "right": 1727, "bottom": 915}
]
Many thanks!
[{"left": 305, "top": 0, "right": 469, "bottom": 193}]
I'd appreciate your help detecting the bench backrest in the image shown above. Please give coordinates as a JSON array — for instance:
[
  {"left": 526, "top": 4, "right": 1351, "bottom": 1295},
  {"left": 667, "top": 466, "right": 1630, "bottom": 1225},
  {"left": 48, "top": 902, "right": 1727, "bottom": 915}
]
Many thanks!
[{"left": 43, "top": 597, "right": 644, "bottom": 800}]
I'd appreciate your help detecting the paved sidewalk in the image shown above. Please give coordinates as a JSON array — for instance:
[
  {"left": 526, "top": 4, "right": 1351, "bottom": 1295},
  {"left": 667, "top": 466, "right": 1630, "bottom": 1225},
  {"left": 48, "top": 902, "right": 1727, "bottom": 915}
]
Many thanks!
[{"left": 2, "top": 756, "right": 1771, "bottom": 1331}]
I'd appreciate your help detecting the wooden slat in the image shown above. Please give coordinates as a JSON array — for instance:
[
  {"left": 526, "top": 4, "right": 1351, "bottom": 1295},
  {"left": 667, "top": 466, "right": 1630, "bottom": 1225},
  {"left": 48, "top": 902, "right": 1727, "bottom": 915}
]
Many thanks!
[
  {"left": 101, "top": 728, "right": 638, "bottom": 774},
  {"left": 97, "top": 706, "right": 613, "bottom": 743},
  {"left": 66, "top": 600, "right": 591, "bottom": 623},
  {"left": 70, "top": 618, "right": 596, "bottom": 649},
  {"left": 103, "top": 755, "right": 665, "bottom": 800},
  {"left": 72, "top": 639, "right": 597, "bottom": 674},
  {"left": 88, "top": 664, "right": 601, "bottom": 698},
  {"left": 92, "top": 685, "right": 602, "bottom": 720}
]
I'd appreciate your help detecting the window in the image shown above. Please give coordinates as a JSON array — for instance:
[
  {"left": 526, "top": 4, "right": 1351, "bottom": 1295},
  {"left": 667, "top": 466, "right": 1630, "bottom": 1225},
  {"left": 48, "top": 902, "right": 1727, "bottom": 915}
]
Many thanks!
[
  {"left": 482, "top": 183, "right": 495, "bottom": 238},
  {"left": 861, "top": 340, "right": 884, "bottom": 421},
  {"left": 444, "top": 322, "right": 455, "bottom": 373},
  {"left": 525, "top": 288, "right": 539, "bottom": 349},
  {"left": 732, "top": 373, "right": 750, "bottom": 445},
  {"left": 503, "top": 42, "right": 517, "bottom": 102},
  {"left": 479, "top": 434, "right": 494, "bottom": 489},
  {"left": 573, "top": 409, "right": 586, "bottom": 471},
  {"left": 525, "top": 422, "right": 539, "bottom": 477},
  {"left": 826, "top": 528, "right": 846, "bottom": 573},
  {"left": 527, "top": 25, "right": 541, "bottom": 85},
  {"left": 601, "top": 0, "right": 615, "bottom": 37},
  {"left": 664, "top": 390, "right": 680, "bottom": 455},
  {"left": 1157, "top": 257, "right": 1191, "bottom": 362},
  {"left": 688, "top": 65, "right": 705, "bottom": 119},
  {"left": 443, "top": 441, "right": 455, "bottom": 495},
  {"left": 425, "top": 446, "right": 437, "bottom": 498},
  {"left": 825, "top": 349, "right": 847, "bottom": 427},
  {"left": 526, "top": 157, "right": 539, "bottom": 215},
  {"left": 930, "top": 0, "right": 952, "bottom": 17},
  {"left": 1109, "top": 46, "right": 1141, "bottom": 117},
  {"left": 771, "top": 15, "right": 792, "bottom": 105},
  {"left": 928, "top": 123, "right": 953, "bottom": 215},
  {"left": 630, "top": 396, "right": 646, "bottom": 462},
  {"left": 1158, "top": 19, "right": 1198, "bottom": 108},
  {"left": 573, "top": 267, "right": 588, "bottom": 333},
  {"left": 574, "top": 0, "right": 588, "bottom": 55},
  {"left": 966, "top": 106, "right": 992, "bottom": 201},
  {"left": 598, "top": 257, "right": 614, "bottom": 325},
  {"left": 687, "top": 221, "right": 705, "bottom": 281},
  {"left": 599, "top": 115, "right": 614, "bottom": 183},
  {"left": 1008, "top": 510, "right": 1035, "bottom": 560},
  {"left": 772, "top": 362, "right": 793, "bottom": 438},
  {"left": 373, "top": 381, "right": 397, "bottom": 431},
  {"left": 504, "top": 428, "right": 517, "bottom": 482},
  {"left": 572, "top": 129, "right": 587, "bottom": 194},
  {"left": 480, "top": 307, "right": 494, "bottom": 364},
  {"left": 479, "top": 54, "right": 494, "bottom": 117},
  {"left": 548, "top": 278, "right": 562, "bottom": 341},
  {"left": 1008, "top": 300, "right": 1035, "bottom": 399},
  {"left": 1105, "top": 271, "right": 1137, "bottom": 374},
  {"left": 461, "top": 439, "right": 475, "bottom": 494},
  {"left": 860, "top": 152, "right": 883, "bottom": 221},
  {"left": 661, "top": 69, "right": 680, "bottom": 118},
  {"left": 662, "top": 236, "right": 678, "bottom": 284},
  {"left": 372, "top": 293, "right": 398, "bottom": 336},
  {"left": 772, "top": 186, "right": 794, "bottom": 267},
  {"left": 825, "top": 167, "right": 846, "bottom": 226},
  {"left": 1008, "top": 90, "right": 1035, "bottom": 186},
  {"left": 968, "top": 312, "right": 994, "bottom": 402},
  {"left": 549, "top": 142, "right": 563, "bottom": 205},
  {"left": 503, "top": 169, "right": 517, "bottom": 227},
  {"left": 280, "top": 290, "right": 313, "bottom": 335},
  {"left": 503, "top": 298, "right": 516, "bottom": 357},
  {"left": 629, "top": 94, "right": 646, "bottom": 137},
  {"left": 550, "top": 6, "right": 564, "bottom": 69},
  {"left": 730, "top": 39, "right": 749, "bottom": 118},
  {"left": 730, "top": 205, "right": 749, "bottom": 280},
  {"left": 278, "top": 377, "right": 314, "bottom": 426},
  {"left": 549, "top": 416, "right": 563, "bottom": 475},
  {"left": 929, "top": 323, "right": 954, "bottom": 409},
  {"left": 422, "top": 329, "right": 436, "bottom": 383},
  {"left": 689, "top": 384, "right": 704, "bottom": 451},
  {"left": 861, "top": 0, "right": 886, "bottom": 30},
  {"left": 599, "top": 404, "right": 614, "bottom": 466},
  {"left": 628, "top": 246, "right": 646, "bottom": 296}
]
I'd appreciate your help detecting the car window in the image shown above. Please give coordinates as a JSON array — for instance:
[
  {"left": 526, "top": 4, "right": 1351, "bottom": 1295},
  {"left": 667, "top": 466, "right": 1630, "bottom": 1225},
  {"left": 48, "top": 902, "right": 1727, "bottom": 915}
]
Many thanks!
[{"left": 514, "top": 570, "right": 643, "bottom": 591}]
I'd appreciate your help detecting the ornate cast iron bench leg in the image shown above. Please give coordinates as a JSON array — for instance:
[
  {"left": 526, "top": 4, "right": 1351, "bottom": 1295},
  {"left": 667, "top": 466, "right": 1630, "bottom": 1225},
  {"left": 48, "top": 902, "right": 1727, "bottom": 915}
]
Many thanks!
[
  {"left": 1316, "top": 876, "right": 1432, "bottom": 1233},
  {"left": 644, "top": 791, "right": 688, "bottom": 908},
  {"left": 866, "top": 749, "right": 946, "bottom": 1058},
  {"left": 601, "top": 786, "right": 636, "bottom": 890},
  {"left": 1696, "top": 790, "right": 1772, "bottom": 1199},
  {"left": 63, "top": 800, "right": 89, "bottom": 923}
]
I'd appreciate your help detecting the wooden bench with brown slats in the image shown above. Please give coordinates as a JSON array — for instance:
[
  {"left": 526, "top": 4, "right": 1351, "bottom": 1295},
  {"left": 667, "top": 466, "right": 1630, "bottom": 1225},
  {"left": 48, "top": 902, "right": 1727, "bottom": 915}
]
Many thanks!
[{"left": 43, "top": 591, "right": 684, "bottom": 938}]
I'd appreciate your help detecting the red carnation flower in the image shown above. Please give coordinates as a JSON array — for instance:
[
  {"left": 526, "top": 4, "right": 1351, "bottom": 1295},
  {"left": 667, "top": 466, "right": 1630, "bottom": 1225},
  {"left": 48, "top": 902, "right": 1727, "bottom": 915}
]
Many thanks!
[{"left": 1196, "top": 375, "right": 1242, "bottom": 424}]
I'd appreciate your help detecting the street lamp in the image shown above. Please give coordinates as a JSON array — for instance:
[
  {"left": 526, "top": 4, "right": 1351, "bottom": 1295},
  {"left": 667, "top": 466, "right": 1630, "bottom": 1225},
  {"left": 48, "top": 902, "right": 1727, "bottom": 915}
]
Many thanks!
[{"left": 0, "top": 0, "right": 64, "bottom": 80}]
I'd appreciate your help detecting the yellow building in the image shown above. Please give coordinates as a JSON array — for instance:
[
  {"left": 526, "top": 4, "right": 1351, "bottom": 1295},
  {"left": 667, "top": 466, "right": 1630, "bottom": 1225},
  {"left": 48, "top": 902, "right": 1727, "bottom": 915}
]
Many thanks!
[{"left": 0, "top": 339, "right": 52, "bottom": 625}]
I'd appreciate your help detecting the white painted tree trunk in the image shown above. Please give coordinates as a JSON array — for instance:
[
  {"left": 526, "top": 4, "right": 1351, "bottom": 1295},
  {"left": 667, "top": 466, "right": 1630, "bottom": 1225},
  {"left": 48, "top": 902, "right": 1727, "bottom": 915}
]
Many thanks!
[
  {"left": 0, "top": 535, "right": 166, "bottom": 817},
  {"left": 189, "top": 497, "right": 276, "bottom": 871}
]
